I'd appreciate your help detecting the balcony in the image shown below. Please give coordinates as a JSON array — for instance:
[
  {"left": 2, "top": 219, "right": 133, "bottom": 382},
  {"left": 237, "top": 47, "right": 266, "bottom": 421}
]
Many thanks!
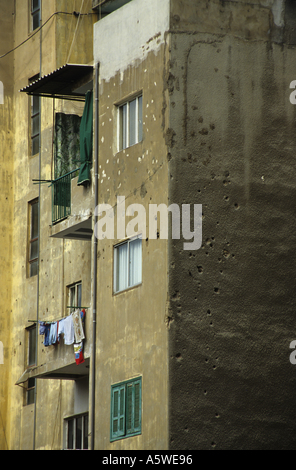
[
  {"left": 50, "top": 172, "right": 93, "bottom": 241},
  {"left": 52, "top": 169, "right": 79, "bottom": 225}
]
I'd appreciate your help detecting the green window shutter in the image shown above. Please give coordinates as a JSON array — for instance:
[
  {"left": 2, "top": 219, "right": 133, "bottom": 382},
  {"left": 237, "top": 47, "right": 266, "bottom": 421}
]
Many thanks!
[
  {"left": 111, "top": 385, "right": 125, "bottom": 440},
  {"left": 126, "top": 378, "right": 141, "bottom": 435}
]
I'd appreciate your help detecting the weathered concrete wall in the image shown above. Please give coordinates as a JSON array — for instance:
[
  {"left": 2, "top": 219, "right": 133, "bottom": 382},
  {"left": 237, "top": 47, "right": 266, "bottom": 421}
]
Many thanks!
[
  {"left": 94, "top": 0, "right": 170, "bottom": 449},
  {"left": 56, "top": 0, "right": 94, "bottom": 67},
  {"left": 7, "top": 0, "right": 93, "bottom": 450},
  {"left": 168, "top": 0, "right": 296, "bottom": 450},
  {"left": 0, "top": 2, "right": 14, "bottom": 451}
]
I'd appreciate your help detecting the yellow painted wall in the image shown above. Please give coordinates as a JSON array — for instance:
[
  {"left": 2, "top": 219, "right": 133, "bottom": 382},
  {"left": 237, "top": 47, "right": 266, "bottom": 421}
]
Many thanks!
[
  {"left": 4, "top": 0, "right": 93, "bottom": 450},
  {"left": 0, "top": 1, "right": 14, "bottom": 452}
]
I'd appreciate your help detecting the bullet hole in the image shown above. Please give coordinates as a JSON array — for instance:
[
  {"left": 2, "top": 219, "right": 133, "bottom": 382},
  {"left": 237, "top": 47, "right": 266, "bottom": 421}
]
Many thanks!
[
  {"left": 213, "top": 365, "right": 217, "bottom": 370},
  {"left": 197, "top": 266, "right": 203, "bottom": 273},
  {"left": 176, "top": 353, "right": 182, "bottom": 362},
  {"left": 199, "top": 128, "right": 209, "bottom": 135},
  {"left": 210, "top": 321, "right": 213, "bottom": 326},
  {"left": 211, "top": 442, "right": 217, "bottom": 448},
  {"left": 223, "top": 250, "right": 230, "bottom": 259},
  {"left": 205, "top": 358, "right": 209, "bottom": 363},
  {"left": 204, "top": 390, "right": 207, "bottom": 395},
  {"left": 172, "top": 291, "right": 180, "bottom": 301},
  {"left": 215, "top": 413, "right": 220, "bottom": 418},
  {"left": 207, "top": 309, "right": 211, "bottom": 315},
  {"left": 225, "top": 171, "right": 230, "bottom": 177},
  {"left": 184, "top": 426, "right": 189, "bottom": 433},
  {"left": 157, "top": 230, "right": 160, "bottom": 239},
  {"left": 214, "top": 287, "right": 220, "bottom": 294},
  {"left": 234, "top": 203, "right": 240, "bottom": 210},
  {"left": 189, "top": 270, "right": 192, "bottom": 277},
  {"left": 224, "top": 196, "right": 229, "bottom": 201}
]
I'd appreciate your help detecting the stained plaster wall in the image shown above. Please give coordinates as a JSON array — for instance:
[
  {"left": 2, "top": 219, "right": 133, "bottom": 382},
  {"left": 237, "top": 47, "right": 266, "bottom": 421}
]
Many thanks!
[
  {"left": 94, "top": 0, "right": 170, "bottom": 449},
  {"left": 168, "top": 0, "right": 296, "bottom": 450},
  {"left": 0, "top": 2, "right": 14, "bottom": 452},
  {"left": 7, "top": 0, "right": 93, "bottom": 450}
]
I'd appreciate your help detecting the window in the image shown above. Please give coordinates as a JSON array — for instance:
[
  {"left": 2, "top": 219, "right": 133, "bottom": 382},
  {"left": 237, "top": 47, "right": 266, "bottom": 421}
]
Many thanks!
[
  {"left": 30, "top": 74, "right": 40, "bottom": 156},
  {"left": 27, "top": 325, "right": 36, "bottom": 367},
  {"left": 28, "top": 199, "right": 39, "bottom": 277},
  {"left": 26, "top": 324, "right": 36, "bottom": 405},
  {"left": 31, "top": 0, "right": 41, "bottom": 31},
  {"left": 65, "top": 413, "right": 89, "bottom": 450},
  {"left": 114, "top": 236, "right": 142, "bottom": 293},
  {"left": 54, "top": 113, "right": 81, "bottom": 179},
  {"left": 68, "top": 282, "right": 82, "bottom": 312},
  {"left": 27, "top": 378, "right": 36, "bottom": 406},
  {"left": 118, "top": 95, "right": 143, "bottom": 151},
  {"left": 110, "top": 377, "right": 142, "bottom": 441}
]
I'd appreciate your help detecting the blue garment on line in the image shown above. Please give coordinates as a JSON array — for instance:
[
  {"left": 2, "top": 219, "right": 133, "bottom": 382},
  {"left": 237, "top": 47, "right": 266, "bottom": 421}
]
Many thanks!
[
  {"left": 49, "top": 322, "right": 58, "bottom": 345},
  {"left": 43, "top": 324, "right": 51, "bottom": 347}
]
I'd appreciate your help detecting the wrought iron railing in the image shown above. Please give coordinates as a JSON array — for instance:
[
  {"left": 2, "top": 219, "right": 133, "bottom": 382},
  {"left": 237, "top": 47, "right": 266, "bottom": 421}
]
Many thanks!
[{"left": 51, "top": 169, "right": 79, "bottom": 224}]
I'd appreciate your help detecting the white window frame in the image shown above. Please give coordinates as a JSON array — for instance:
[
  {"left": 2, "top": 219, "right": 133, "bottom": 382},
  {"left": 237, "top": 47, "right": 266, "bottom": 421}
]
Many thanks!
[
  {"left": 113, "top": 235, "right": 142, "bottom": 294},
  {"left": 117, "top": 94, "right": 143, "bottom": 151}
]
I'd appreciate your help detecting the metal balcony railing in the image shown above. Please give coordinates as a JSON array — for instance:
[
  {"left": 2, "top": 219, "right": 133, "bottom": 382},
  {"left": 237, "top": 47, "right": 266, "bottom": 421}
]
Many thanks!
[{"left": 51, "top": 169, "right": 79, "bottom": 224}]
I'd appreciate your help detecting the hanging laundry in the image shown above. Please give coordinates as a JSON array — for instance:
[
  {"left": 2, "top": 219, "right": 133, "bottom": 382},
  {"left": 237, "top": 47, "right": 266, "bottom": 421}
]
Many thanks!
[
  {"left": 59, "top": 314, "right": 75, "bottom": 345},
  {"left": 72, "top": 309, "right": 85, "bottom": 343},
  {"left": 49, "top": 322, "right": 58, "bottom": 346},
  {"left": 39, "top": 322, "right": 47, "bottom": 335},
  {"left": 43, "top": 324, "right": 51, "bottom": 347},
  {"left": 74, "top": 342, "right": 85, "bottom": 365}
]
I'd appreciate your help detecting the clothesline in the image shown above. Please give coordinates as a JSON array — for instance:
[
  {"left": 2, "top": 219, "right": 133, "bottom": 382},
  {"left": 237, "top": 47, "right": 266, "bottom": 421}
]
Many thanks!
[{"left": 28, "top": 307, "right": 89, "bottom": 325}]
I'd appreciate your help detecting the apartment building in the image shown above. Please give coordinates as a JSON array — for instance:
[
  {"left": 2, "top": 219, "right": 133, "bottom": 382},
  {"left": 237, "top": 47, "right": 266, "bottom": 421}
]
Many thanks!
[{"left": 1, "top": 0, "right": 296, "bottom": 450}]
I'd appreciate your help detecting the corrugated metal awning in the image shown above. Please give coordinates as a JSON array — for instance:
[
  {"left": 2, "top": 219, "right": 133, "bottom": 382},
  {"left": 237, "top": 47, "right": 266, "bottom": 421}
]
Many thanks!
[{"left": 19, "top": 64, "right": 93, "bottom": 101}]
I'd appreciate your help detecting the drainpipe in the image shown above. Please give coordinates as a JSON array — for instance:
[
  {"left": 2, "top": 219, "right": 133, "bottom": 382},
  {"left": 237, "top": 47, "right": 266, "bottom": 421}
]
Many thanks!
[
  {"left": 91, "top": 62, "right": 99, "bottom": 451},
  {"left": 33, "top": 4, "right": 42, "bottom": 451}
]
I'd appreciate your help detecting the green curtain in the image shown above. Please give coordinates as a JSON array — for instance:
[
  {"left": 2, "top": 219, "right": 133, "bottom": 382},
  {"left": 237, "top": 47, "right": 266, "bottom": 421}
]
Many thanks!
[
  {"left": 78, "top": 90, "right": 93, "bottom": 186},
  {"left": 54, "top": 113, "right": 81, "bottom": 207},
  {"left": 54, "top": 113, "right": 81, "bottom": 179}
]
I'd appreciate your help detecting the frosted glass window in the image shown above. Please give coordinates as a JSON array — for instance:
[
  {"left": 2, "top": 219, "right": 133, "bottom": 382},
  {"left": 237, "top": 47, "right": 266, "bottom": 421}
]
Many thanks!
[
  {"left": 118, "top": 95, "right": 143, "bottom": 151},
  {"left": 114, "top": 236, "right": 142, "bottom": 293}
]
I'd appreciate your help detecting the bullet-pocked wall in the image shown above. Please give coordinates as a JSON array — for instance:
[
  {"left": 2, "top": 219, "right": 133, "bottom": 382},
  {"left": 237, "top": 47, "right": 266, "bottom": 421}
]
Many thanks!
[
  {"left": 0, "top": 2, "right": 14, "bottom": 452},
  {"left": 168, "top": 0, "right": 296, "bottom": 450},
  {"left": 94, "top": 0, "right": 170, "bottom": 450},
  {"left": 6, "top": 0, "right": 94, "bottom": 450}
]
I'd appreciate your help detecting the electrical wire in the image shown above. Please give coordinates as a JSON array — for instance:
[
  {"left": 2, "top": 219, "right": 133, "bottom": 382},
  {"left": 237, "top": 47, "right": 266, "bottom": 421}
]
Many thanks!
[{"left": 0, "top": 11, "right": 90, "bottom": 61}]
